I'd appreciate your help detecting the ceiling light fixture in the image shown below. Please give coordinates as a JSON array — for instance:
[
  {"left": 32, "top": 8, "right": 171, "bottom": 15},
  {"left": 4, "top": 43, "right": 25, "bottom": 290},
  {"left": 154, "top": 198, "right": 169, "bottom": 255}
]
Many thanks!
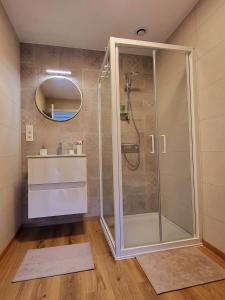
[
  {"left": 46, "top": 69, "right": 72, "bottom": 75},
  {"left": 136, "top": 28, "right": 146, "bottom": 36}
]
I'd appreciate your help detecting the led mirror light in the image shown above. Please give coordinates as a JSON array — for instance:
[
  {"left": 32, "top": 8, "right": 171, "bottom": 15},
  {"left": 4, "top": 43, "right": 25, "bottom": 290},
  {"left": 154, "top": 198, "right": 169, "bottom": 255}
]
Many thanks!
[{"left": 46, "top": 69, "right": 72, "bottom": 75}]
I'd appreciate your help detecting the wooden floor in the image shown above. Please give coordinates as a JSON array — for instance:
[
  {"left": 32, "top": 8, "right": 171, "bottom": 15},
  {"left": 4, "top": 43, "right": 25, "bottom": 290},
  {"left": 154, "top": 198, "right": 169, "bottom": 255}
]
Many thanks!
[{"left": 0, "top": 220, "right": 225, "bottom": 300}]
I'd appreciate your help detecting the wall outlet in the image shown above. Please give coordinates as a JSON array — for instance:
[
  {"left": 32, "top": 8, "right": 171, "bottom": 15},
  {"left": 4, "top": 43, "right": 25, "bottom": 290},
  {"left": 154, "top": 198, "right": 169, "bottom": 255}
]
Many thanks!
[{"left": 26, "top": 124, "right": 33, "bottom": 141}]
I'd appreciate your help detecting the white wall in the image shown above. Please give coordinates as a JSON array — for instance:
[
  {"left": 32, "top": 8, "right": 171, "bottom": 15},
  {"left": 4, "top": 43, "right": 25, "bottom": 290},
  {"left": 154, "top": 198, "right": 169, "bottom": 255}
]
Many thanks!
[
  {"left": 168, "top": 0, "right": 225, "bottom": 253},
  {"left": 0, "top": 2, "right": 21, "bottom": 254}
]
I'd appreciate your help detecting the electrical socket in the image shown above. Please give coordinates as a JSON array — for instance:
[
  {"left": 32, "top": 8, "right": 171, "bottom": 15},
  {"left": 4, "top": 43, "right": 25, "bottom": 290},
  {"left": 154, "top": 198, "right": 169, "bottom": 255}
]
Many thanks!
[{"left": 26, "top": 124, "right": 33, "bottom": 141}]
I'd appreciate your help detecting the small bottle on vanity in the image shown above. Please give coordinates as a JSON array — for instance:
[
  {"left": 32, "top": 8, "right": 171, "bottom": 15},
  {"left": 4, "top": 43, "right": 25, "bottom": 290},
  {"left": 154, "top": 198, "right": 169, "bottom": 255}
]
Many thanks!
[
  {"left": 76, "top": 140, "right": 83, "bottom": 155},
  {"left": 40, "top": 145, "right": 48, "bottom": 156}
]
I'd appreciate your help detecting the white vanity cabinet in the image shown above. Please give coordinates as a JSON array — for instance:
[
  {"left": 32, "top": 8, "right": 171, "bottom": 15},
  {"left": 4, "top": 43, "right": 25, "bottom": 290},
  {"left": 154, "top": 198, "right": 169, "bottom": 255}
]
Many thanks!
[{"left": 27, "top": 155, "right": 87, "bottom": 218}]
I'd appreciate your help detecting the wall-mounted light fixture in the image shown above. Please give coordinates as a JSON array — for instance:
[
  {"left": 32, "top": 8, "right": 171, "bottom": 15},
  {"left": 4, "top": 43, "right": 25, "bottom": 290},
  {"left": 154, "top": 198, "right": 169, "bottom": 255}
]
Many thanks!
[{"left": 46, "top": 69, "right": 72, "bottom": 75}]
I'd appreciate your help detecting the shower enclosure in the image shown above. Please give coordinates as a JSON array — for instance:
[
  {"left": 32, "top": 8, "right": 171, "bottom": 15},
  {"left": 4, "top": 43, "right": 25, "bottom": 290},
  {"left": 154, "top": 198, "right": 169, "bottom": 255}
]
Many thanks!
[{"left": 98, "top": 37, "right": 201, "bottom": 259}]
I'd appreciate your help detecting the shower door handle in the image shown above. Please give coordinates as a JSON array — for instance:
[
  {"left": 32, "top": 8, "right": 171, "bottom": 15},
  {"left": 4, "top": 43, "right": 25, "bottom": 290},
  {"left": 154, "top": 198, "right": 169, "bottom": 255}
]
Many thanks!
[
  {"left": 161, "top": 135, "right": 167, "bottom": 154},
  {"left": 149, "top": 134, "right": 155, "bottom": 154}
]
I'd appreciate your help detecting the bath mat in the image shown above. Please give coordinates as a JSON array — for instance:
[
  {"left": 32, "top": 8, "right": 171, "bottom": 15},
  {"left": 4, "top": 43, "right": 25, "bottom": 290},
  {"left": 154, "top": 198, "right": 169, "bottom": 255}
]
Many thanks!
[
  {"left": 136, "top": 247, "right": 225, "bottom": 294},
  {"left": 12, "top": 242, "right": 94, "bottom": 282}
]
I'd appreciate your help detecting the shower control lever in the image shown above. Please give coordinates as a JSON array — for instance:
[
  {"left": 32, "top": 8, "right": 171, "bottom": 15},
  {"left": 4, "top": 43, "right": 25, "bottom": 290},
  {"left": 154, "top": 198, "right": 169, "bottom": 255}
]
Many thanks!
[
  {"left": 161, "top": 134, "right": 167, "bottom": 154},
  {"left": 149, "top": 134, "right": 155, "bottom": 154}
]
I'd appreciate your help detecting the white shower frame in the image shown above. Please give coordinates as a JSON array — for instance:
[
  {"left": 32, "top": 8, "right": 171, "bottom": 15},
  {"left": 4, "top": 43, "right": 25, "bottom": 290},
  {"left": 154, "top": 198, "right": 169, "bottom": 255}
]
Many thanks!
[{"left": 98, "top": 37, "right": 202, "bottom": 260}]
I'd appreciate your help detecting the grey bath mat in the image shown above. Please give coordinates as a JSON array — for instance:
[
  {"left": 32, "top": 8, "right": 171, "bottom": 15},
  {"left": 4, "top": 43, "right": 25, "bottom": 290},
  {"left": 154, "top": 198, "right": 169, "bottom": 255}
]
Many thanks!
[
  {"left": 13, "top": 242, "right": 94, "bottom": 282},
  {"left": 137, "top": 247, "right": 225, "bottom": 294}
]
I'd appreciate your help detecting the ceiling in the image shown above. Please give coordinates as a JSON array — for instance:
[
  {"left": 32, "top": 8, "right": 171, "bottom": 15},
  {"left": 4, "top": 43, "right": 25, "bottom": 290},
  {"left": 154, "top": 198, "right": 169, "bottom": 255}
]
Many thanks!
[{"left": 2, "top": 0, "right": 198, "bottom": 51}]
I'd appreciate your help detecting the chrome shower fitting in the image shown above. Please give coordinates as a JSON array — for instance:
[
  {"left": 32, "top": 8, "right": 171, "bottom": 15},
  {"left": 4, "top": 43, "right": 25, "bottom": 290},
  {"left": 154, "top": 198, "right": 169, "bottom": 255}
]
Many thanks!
[
  {"left": 100, "top": 63, "right": 110, "bottom": 79},
  {"left": 123, "top": 71, "right": 141, "bottom": 171}
]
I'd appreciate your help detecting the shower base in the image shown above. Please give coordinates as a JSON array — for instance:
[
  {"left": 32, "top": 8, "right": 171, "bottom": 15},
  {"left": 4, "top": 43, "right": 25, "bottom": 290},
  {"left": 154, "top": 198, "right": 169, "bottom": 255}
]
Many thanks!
[
  {"left": 102, "top": 211, "right": 200, "bottom": 259},
  {"left": 123, "top": 212, "right": 192, "bottom": 248}
]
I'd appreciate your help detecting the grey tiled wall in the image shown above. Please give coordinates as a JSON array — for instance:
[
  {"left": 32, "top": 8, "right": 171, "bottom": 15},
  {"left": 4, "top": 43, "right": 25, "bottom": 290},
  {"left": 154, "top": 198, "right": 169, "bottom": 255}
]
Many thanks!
[
  {"left": 21, "top": 43, "right": 104, "bottom": 225},
  {"left": 119, "top": 54, "right": 158, "bottom": 215}
]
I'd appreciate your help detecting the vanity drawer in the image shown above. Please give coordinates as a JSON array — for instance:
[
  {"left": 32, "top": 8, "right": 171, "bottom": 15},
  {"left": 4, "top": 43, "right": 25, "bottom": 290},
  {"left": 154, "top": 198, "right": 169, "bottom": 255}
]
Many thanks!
[
  {"left": 28, "top": 185, "right": 87, "bottom": 218},
  {"left": 28, "top": 157, "right": 87, "bottom": 184}
]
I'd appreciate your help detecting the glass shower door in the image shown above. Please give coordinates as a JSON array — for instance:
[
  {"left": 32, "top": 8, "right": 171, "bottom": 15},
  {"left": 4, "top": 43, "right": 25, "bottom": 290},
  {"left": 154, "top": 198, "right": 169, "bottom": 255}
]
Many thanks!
[
  {"left": 99, "top": 60, "right": 115, "bottom": 240},
  {"left": 117, "top": 46, "right": 161, "bottom": 249},
  {"left": 155, "top": 49, "right": 195, "bottom": 242},
  {"left": 117, "top": 46, "right": 195, "bottom": 249}
]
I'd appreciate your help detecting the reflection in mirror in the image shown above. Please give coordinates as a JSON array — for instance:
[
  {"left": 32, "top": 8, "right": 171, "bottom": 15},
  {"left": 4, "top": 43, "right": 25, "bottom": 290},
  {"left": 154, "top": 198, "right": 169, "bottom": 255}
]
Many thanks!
[{"left": 35, "top": 76, "right": 82, "bottom": 121}]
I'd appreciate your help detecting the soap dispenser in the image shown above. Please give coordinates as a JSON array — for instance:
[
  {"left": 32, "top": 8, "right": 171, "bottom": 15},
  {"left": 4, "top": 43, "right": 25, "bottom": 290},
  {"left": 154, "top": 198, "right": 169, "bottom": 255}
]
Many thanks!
[{"left": 56, "top": 142, "right": 63, "bottom": 155}]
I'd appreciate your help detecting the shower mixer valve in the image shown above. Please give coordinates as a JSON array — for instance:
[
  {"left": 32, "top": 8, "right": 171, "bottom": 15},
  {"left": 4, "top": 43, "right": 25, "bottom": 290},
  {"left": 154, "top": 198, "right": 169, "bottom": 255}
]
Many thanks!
[{"left": 121, "top": 143, "right": 140, "bottom": 153}]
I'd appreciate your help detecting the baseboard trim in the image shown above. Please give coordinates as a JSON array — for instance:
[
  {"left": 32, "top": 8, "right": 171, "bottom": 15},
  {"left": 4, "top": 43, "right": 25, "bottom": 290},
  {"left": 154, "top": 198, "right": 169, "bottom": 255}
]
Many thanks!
[
  {"left": 203, "top": 240, "right": 225, "bottom": 261},
  {"left": 0, "top": 226, "right": 22, "bottom": 260}
]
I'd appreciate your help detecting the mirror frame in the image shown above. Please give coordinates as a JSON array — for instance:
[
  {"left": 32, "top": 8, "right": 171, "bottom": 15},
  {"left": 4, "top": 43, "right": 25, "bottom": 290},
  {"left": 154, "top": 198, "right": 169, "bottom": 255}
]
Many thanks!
[{"left": 35, "top": 75, "right": 83, "bottom": 122}]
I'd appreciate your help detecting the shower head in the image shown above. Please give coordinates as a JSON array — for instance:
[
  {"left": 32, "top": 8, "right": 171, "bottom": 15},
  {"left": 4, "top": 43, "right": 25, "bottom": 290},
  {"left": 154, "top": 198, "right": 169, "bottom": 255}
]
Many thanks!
[{"left": 124, "top": 71, "right": 140, "bottom": 91}]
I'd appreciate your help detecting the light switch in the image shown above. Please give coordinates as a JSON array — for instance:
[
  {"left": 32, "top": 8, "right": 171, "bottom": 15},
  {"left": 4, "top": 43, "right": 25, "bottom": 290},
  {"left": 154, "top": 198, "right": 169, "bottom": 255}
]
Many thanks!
[{"left": 26, "top": 124, "right": 33, "bottom": 141}]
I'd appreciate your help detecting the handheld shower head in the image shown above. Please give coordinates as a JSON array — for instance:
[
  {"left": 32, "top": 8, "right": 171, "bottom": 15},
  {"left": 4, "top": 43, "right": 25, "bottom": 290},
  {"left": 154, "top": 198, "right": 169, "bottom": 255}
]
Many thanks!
[{"left": 124, "top": 71, "right": 140, "bottom": 92}]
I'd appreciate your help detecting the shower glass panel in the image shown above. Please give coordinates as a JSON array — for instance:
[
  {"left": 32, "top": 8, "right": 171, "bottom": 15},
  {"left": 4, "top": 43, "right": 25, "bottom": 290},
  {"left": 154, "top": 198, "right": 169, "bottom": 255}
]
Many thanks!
[
  {"left": 99, "top": 38, "right": 199, "bottom": 259},
  {"left": 118, "top": 47, "right": 161, "bottom": 248},
  {"left": 99, "top": 60, "right": 115, "bottom": 239},
  {"left": 155, "top": 49, "right": 194, "bottom": 242}
]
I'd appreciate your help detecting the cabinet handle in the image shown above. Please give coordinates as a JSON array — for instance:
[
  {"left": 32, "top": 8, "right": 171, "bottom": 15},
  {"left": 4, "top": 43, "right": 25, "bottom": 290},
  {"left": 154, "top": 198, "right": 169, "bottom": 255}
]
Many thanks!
[
  {"left": 161, "top": 134, "right": 167, "bottom": 154},
  {"left": 149, "top": 134, "right": 155, "bottom": 154}
]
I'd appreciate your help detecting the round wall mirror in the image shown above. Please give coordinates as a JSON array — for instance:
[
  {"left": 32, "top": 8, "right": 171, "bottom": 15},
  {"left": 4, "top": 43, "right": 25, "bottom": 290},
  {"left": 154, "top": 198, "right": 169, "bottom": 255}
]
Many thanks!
[{"left": 35, "top": 76, "right": 82, "bottom": 122}]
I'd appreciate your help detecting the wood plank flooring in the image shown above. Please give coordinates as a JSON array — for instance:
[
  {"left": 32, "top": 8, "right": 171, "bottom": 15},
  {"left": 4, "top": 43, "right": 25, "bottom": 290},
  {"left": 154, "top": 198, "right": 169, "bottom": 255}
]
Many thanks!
[{"left": 0, "top": 220, "right": 225, "bottom": 299}]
